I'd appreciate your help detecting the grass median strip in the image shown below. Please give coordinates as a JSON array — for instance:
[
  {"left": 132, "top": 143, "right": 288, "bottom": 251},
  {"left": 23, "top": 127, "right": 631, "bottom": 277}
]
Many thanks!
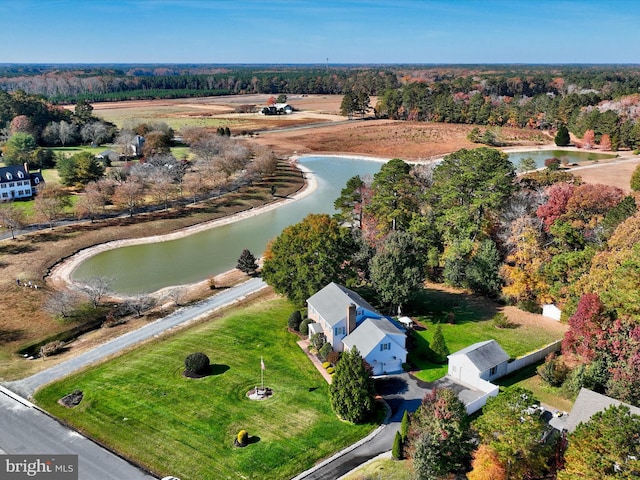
[{"left": 34, "top": 297, "right": 377, "bottom": 480}]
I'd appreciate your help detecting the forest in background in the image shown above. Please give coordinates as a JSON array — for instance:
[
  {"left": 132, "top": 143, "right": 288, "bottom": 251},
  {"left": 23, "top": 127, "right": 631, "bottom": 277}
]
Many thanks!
[{"left": 3, "top": 64, "right": 640, "bottom": 149}]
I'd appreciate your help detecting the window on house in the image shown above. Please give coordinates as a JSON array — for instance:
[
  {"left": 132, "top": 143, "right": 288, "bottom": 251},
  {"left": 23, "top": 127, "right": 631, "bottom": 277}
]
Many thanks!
[
  {"left": 335, "top": 326, "right": 345, "bottom": 336},
  {"left": 380, "top": 343, "right": 391, "bottom": 351},
  {"left": 6, "top": 173, "right": 12, "bottom": 180},
  {"left": 1, "top": 192, "right": 7, "bottom": 198},
  {"left": 490, "top": 366, "right": 497, "bottom": 376},
  {"left": 9, "top": 182, "right": 14, "bottom": 187}
]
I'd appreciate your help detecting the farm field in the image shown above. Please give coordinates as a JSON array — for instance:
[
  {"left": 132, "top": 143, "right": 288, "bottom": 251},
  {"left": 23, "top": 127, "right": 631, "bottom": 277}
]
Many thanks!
[{"left": 34, "top": 296, "right": 380, "bottom": 480}]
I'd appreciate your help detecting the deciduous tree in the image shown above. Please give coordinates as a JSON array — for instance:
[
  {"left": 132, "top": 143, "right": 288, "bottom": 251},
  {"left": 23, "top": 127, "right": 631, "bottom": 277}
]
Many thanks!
[
  {"left": 2, "top": 132, "right": 37, "bottom": 165},
  {"left": 474, "top": 387, "right": 551, "bottom": 480},
  {"left": 408, "top": 388, "right": 472, "bottom": 479},
  {"left": 33, "top": 183, "right": 71, "bottom": 229},
  {"left": 559, "top": 406, "right": 640, "bottom": 480},
  {"left": 369, "top": 231, "right": 425, "bottom": 313},
  {"left": 0, "top": 203, "right": 25, "bottom": 239},
  {"left": 262, "top": 213, "right": 357, "bottom": 305}
]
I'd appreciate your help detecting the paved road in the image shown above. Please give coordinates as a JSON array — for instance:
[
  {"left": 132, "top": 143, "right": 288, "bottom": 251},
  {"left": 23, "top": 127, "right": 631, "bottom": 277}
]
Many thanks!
[
  {"left": 4, "top": 277, "right": 267, "bottom": 398},
  {"left": 293, "top": 373, "right": 428, "bottom": 480},
  {"left": 0, "top": 387, "right": 156, "bottom": 480}
]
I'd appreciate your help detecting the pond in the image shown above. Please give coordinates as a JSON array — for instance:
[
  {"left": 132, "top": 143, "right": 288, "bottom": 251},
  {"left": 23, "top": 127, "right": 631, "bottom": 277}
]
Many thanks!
[
  {"left": 72, "top": 149, "right": 617, "bottom": 294},
  {"left": 507, "top": 149, "right": 615, "bottom": 169},
  {"left": 72, "top": 156, "right": 384, "bottom": 294}
]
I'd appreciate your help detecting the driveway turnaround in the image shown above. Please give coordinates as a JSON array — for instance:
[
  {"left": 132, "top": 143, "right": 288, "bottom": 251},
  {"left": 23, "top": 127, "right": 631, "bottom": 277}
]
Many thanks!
[
  {"left": 0, "top": 387, "right": 156, "bottom": 480},
  {"left": 4, "top": 277, "right": 267, "bottom": 398}
]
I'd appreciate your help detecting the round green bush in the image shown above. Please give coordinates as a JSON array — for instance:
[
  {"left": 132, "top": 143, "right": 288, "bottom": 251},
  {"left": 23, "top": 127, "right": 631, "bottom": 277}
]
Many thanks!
[
  {"left": 299, "top": 318, "right": 313, "bottom": 336},
  {"left": 184, "top": 352, "right": 210, "bottom": 374},
  {"left": 288, "top": 310, "right": 303, "bottom": 331}
]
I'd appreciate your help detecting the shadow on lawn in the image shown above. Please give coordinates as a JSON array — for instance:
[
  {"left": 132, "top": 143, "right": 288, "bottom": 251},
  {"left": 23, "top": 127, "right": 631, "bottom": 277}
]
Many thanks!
[
  {"left": 210, "top": 364, "right": 230, "bottom": 376},
  {"left": 407, "top": 287, "right": 499, "bottom": 325}
]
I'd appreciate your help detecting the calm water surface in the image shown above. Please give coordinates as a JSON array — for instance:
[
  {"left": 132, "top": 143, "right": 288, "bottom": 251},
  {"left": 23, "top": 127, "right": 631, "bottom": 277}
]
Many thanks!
[
  {"left": 72, "top": 156, "right": 383, "bottom": 293},
  {"left": 507, "top": 149, "right": 615, "bottom": 168},
  {"left": 73, "top": 150, "right": 616, "bottom": 293}
]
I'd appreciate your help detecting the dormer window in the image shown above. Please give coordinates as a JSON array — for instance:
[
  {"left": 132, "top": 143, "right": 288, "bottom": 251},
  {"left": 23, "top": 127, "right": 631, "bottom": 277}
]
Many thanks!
[
  {"left": 34, "top": 177, "right": 40, "bottom": 184},
  {"left": 17, "top": 171, "right": 24, "bottom": 179},
  {"left": 6, "top": 172, "right": 12, "bottom": 180}
]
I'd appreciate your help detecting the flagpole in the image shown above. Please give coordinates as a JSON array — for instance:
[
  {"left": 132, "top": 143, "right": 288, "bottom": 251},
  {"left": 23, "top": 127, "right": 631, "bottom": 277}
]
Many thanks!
[{"left": 261, "top": 356, "right": 264, "bottom": 391}]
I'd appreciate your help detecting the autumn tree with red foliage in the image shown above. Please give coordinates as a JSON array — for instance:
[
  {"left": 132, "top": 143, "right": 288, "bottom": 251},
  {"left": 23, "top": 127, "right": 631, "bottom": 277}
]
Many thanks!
[
  {"left": 562, "top": 293, "right": 609, "bottom": 361},
  {"left": 536, "top": 183, "right": 575, "bottom": 231},
  {"left": 467, "top": 445, "right": 507, "bottom": 480}
]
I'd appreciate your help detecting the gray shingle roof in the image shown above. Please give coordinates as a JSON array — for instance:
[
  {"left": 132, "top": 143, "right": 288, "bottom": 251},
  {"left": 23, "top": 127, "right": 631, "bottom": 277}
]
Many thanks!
[
  {"left": 561, "top": 388, "right": 640, "bottom": 433},
  {"left": 306, "top": 282, "right": 380, "bottom": 327},
  {"left": 342, "top": 317, "right": 405, "bottom": 357},
  {"left": 448, "top": 339, "right": 509, "bottom": 372}
]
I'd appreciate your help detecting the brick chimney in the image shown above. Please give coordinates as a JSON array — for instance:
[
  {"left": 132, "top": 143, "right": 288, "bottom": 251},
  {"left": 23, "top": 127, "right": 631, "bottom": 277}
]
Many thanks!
[{"left": 347, "top": 303, "right": 357, "bottom": 335}]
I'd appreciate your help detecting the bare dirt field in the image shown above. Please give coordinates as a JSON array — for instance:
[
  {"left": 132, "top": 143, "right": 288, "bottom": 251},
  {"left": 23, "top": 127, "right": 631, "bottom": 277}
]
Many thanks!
[{"left": 2, "top": 94, "right": 638, "bottom": 380}]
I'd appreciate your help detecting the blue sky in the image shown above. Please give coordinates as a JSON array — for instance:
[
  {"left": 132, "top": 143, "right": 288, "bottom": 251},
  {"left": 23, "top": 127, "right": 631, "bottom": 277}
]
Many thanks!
[{"left": 0, "top": 0, "right": 638, "bottom": 64}]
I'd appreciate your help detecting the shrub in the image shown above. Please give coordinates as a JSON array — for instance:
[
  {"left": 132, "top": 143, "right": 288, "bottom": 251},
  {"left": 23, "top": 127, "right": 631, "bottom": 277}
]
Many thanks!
[
  {"left": 537, "top": 353, "right": 569, "bottom": 387},
  {"left": 430, "top": 324, "right": 449, "bottom": 364},
  {"left": 492, "top": 313, "right": 516, "bottom": 329},
  {"left": 184, "top": 352, "right": 210, "bottom": 375},
  {"left": 40, "top": 340, "right": 65, "bottom": 358},
  {"left": 288, "top": 310, "right": 302, "bottom": 331},
  {"left": 310, "top": 332, "right": 325, "bottom": 350},
  {"left": 326, "top": 367, "right": 335, "bottom": 374},
  {"left": 322, "top": 361, "right": 331, "bottom": 369},
  {"left": 400, "top": 410, "right": 409, "bottom": 441},
  {"left": 299, "top": 318, "right": 312, "bottom": 336},
  {"left": 517, "top": 299, "right": 541, "bottom": 314},
  {"left": 236, "top": 429, "right": 248, "bottom": 446},
  {"left": 545, "top": 157, "right": 561, "bottom": 171},
  {"left": 327, "top": 350, "right": 340, "bottom": 365},
  {"left": 319, "top": 342, "right": 333, "bottom": 361},
  {"left": 208, "top": 276, "right": 216, "bottom": 290},
  {"left": 392, "top": 431, "right": 403, "bottom": 460}
]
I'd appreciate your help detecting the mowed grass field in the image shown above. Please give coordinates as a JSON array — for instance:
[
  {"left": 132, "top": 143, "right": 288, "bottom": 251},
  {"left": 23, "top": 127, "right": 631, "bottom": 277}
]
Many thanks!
[{"left": 34, "top": 297, "right": 377, "bottom": 480}]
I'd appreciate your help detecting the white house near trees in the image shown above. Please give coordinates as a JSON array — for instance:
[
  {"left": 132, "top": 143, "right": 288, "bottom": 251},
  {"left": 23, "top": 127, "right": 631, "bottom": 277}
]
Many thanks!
[
  {"left": 306, "top": 282, "right": 407, "bottom": 375},
  {"left": 0, "top": 163, "right": 44, "bottom": 201}
]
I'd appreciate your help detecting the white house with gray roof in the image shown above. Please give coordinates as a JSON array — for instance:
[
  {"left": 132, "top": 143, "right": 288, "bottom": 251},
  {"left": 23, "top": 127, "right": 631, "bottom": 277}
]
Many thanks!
[{"left": 306, "top": 282, "right": 407, "bottom": 375}]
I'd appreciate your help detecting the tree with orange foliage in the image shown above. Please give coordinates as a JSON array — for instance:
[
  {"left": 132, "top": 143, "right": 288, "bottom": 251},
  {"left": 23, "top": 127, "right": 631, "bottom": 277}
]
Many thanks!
[
  {"left": 467, "top": 445, "right": 506, "bottom": 480},
  {"left": 599, "top": 133, "right": 612, "bottom": 151},
  {"left": 582, "top": 129, "right": 595, "bottom": 149}
]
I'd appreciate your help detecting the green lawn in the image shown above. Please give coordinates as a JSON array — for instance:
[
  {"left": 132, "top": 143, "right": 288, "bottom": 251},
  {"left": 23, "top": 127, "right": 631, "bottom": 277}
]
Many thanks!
[
  {"left": 343, "top": 457, "right": 413, "bottom": 480},
  {"left": 34, "top": 298, "right": 378, "bottom": 480},
  {"left": 407, "top": 289, "right": 564, "bottom": 382}
]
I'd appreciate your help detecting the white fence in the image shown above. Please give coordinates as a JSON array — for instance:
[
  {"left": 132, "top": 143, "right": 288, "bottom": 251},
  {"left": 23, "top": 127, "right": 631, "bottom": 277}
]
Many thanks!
[{"left": 506, "top": 340, "right": 562, "bottom": 375}]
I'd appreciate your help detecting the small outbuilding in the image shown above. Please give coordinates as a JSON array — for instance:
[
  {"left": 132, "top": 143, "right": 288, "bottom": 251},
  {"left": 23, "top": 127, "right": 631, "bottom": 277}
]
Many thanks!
[
  {"left": 542, "top": 304, "right": 562, "bottom": 321},
  {"left": 447, "top": 339, "right": 510, "bottom": 387}
]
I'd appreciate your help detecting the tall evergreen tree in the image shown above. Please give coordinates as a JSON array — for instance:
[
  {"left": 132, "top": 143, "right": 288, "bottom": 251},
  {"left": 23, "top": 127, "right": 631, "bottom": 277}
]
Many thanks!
[
  {"left": 430, "top": 324, "right": 449, "bottom": 364},
  {"left": 328, "top": 347, "right": 375, "bottom": 423},
  {"left": 555, "top": 124, "right": 571, "bottom": 146}
]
